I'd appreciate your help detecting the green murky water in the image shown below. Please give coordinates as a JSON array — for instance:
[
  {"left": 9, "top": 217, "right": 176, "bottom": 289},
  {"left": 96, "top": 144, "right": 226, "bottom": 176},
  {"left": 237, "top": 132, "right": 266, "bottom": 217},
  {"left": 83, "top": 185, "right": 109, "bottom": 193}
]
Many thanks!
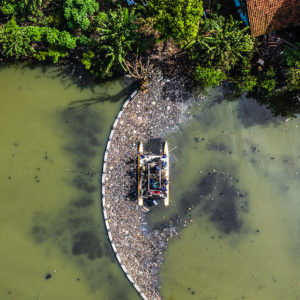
[
  {"left": 0, "top": 65, "right": 139, "bottom": 300},
  {"left": 1, "top": 65, "right": 299, "bottom": 300},
  {"left": 149, "top": 88, "right": 300, "bottom": 300}
]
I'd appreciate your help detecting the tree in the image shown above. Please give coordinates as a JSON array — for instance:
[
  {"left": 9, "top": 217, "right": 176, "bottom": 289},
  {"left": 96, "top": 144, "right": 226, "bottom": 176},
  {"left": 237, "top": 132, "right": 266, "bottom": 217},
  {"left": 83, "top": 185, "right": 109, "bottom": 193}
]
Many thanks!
[
  {"left": 0, "top": 0, "right": 44, "bottom": 21},
  {"left": 286, "top": 62, "right": 300, "bottom": 92},
  {"left": 257, "top": 67, "right": 277, "bottom": 96},
  {"left": 194, "top": 65, "right": 227, "bottom": 87},
  {"left": 188, "top": 13, "right": 254, "bottom": 89},
  {"left": 190, "top": 14, "right": 254, "bottom": 72},
  {"left": 0, "top": 18, "right": 34, "bottom": 59},
  {"left": 149, "top": 0, "right": 203, "bottom": 46},
  {"left": 96, "top": 6, "right": 141, "bottom": 78},
  {"left": 63, "top": 0, "right": 99, "bottom": 30},
  {"left": 282, "top": 43, "right": 300, "bottom": 67},
  {"left": 233, "top": 74, "right": 257, "bottom": 93},
  {"left": 282, "top": 44, "right": 300, "bottom": 92},
  {"left": 41, "top": 27, "right": 77, "bottom": 49}
]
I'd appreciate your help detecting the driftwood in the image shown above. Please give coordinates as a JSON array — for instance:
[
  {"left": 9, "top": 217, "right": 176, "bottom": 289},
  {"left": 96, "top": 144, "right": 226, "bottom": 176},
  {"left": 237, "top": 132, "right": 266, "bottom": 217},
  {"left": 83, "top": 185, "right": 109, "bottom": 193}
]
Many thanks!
[{"left": 124, "top": 55, "right": 154, "bottom": 91}]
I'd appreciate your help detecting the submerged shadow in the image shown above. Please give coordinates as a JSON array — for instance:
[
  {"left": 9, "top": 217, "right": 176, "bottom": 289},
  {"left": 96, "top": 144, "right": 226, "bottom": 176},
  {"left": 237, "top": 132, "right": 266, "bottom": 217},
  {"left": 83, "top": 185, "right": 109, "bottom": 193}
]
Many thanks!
[
  {"left": 180, "top": 170, "right": 248, "bottom": 233},
  {"left": 37, "top": 63, "right": 99, "bottom": 91},
  {"left": 30, "top": 103, "right": 136, "bottom": 299},
  {"left": 150, "top": 167, "right": 248, "bottom": 235},
  {"left": 16, "top": 61, "right": 138, "bottom": 102},
  {"left": 236, "top": 95, "right": 280, "bottom": 127},
  {"left": 67, "top": 81, "right": 139, "bottom": 111},
  {"left": 247, "top": 90, "right": 300, "bottom": 119}
]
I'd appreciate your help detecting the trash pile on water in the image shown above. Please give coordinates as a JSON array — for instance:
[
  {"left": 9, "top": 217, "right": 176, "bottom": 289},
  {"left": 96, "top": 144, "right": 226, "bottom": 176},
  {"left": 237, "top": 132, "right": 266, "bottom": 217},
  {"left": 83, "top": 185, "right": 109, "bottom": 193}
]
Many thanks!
[{"left": 102, "top": 70, "right": 199, "bottom": 299}]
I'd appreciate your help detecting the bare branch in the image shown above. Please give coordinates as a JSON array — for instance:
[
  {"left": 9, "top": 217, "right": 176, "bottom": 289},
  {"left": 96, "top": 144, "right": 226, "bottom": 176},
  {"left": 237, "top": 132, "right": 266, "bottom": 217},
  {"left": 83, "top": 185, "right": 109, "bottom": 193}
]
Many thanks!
[{"left": 124, "top": 55, "right": 154, "bottom": 90}]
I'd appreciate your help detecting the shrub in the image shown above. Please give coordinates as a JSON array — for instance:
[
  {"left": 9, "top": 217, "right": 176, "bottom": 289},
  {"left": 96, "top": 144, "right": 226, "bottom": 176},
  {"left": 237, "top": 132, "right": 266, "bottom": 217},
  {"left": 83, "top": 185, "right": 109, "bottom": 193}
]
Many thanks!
[
  {"left": 230, "top": 60, "right": 257, "bottom": 92},
  {"left": 0, "top": 0, "right": 44, "bottom": 20},
  {"left": 149, "top": 0, "right": 203, "bottom": 46},
  {"left": 0, "top": 18, "right": 34, "bottom": 59},
  {"left": 188, "top": 12, "right": 255, "bottom": 91},
  {"left": 286, "top": 62, "right": 300, "bottom": 92},
  {"left": 81, "top": 50, "right": 95, "bottom": 70},
  {"left": 0, "top": 1, "right": 21, "bottom": 15},
  {"left": 42, "top": 27, "right": 59, "bottom": 45},
  {"left": 58, "top": 30, "right": 77, "bottom": 49},
  {"left": 283, "top": 44, "right": 300, "bottom": 92},
  {"left": 190, "top": 14, "right": 254, "bottom": 72},
  {"left": 41, "top": 27, "right": 77, "bottom": 49},
  {"left": 63, "top": 0, "right": 99, "bottom": 30},
  {"left": 258, "top": 67, "right": 277, "bottom": 96},
  {"left": 233, "top": 75, "right": 257, "bottom": 93},
  {"left": 33, "top": 47, "right": 68, "bottom": 63},
  {"left": 194, "top": 65, "right": 227, "bottom": 87},
  {"left": 282, "top": 43, "right": 300, "bottom": 67},
  {"left": 26, "top": 25, "right": 43, "bottom": 42},
  {"left": 97, "top": 6, "right": 141, "bottom": 77}
]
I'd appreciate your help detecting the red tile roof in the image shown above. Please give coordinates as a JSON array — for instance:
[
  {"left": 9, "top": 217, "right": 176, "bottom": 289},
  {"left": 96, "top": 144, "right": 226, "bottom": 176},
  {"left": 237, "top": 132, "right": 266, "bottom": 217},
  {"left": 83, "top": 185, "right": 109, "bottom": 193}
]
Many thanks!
[{"left": 246, "top": 0, "right": 300, "bottom": 37}]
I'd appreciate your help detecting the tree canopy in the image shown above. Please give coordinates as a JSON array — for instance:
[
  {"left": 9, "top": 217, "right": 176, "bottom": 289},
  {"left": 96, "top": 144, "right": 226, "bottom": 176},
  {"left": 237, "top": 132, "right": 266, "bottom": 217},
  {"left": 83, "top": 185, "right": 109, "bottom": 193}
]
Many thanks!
[
  {"left": 63, "top": 0, "right": 99, "bottom": 30},
  {"left": 97, "top": 6, "right": 141, "bottom": 77},
  {"left": 149, "top": 0, "right": 203, "bottom": 46},
  {"left": 188, "top": 13, "right": 255, "bottom": 90},
  {"left": 0, "top": 17, "right": 34, "bottom": 59},
  {"left": 0, "top": 0, "right": 298, "bottom": 100}
]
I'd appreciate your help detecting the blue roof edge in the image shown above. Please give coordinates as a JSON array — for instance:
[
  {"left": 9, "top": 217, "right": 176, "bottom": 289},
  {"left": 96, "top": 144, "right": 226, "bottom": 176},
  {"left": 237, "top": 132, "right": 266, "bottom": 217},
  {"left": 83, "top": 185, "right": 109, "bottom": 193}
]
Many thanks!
[{"left": 234, "top": 0, "right": 250, "bottom": 26}]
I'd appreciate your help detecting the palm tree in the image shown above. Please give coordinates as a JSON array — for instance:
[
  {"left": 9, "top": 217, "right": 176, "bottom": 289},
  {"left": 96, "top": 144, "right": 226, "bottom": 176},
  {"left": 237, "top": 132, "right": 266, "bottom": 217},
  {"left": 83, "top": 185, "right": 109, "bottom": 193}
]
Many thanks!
[
  {"left": 97, "top": 5, "right": 140, "bottom": 76},
  {"left": 194, "top": 14, "right": 254, "bottom": 72}
]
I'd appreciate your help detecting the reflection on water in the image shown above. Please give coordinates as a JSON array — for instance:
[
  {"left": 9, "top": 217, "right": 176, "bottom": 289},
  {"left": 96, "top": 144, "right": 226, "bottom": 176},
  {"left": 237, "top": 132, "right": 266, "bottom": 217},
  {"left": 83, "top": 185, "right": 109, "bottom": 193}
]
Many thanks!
[
  {"left": 149, "top": 87, "right": 300, "bottom": 300},
  {"left": 0, "top": 65, "right": 139, "bottom": 300}
]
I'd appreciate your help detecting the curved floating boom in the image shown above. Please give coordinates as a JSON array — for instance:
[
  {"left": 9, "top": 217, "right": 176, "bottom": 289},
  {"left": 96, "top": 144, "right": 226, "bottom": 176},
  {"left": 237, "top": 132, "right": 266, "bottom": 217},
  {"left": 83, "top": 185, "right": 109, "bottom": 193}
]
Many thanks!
[
  {"left": 138, "top": 142, "right": 144, "bottom": 206},
  {"left": 163, "top": 142, "right": 169, "bottom": 207}
]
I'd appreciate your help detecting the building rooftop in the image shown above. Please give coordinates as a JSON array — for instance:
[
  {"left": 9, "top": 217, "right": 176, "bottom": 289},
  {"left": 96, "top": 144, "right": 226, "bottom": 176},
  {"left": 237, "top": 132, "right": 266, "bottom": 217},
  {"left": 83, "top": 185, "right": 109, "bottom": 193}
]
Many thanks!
[{"left": 245, "top": 0, "right": 300, "bottom": 37}]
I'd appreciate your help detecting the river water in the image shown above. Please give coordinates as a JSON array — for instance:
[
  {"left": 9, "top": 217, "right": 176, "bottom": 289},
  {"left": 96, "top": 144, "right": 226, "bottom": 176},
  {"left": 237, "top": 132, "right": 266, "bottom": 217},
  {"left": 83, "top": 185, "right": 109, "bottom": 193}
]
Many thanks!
[
  {"left": 0, "top": 66, "right": 299, "bottom": 300},
  {"left": 148, "top": 87, "right": 300, "bottom": 300},
  {"left": 0, "top": 65, "right": 139, "bottom": 300}
]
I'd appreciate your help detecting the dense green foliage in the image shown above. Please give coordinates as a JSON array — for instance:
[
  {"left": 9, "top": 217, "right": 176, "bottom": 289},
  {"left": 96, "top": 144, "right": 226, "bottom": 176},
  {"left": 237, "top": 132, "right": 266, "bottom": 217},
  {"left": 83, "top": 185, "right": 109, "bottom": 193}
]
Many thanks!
[
  {"left": 233, "top": 73, "right": 257, "bottom": 93},
  {"left": 0, "top": 18, "right": 34, "bottom": 58},
  {"left": 33, "top": 48, "right": 68, "bottom": 63},
  {"left": 283, "top": 43, "right": 300, "bottom": 67},
  {"left": 188, "top": 13, "right": 255, "bottom": 89},
  {"left": 286, "top": 62, "right": 300, "bottom": 92},
  {"left": 194, "top": 15, "right": 253, "bottom": 71},
  {"left": 0, "top": 0, "right": 298, "bottom": 105},
  {"left": 282, "top": 44, "right": 300, "bottom": 92},
  {"left": 0, "top": 16, "right": 77, "bottom": 61},
  {"left": 194, "top": 65, "right": 227, "bottom": 87},
  {"left": 257, "top": 67, "right": 277, "bottom": 96},
  {"left": 149, "top": 0, "right": 203, "bottom": 46},
  {"left": 0, "top": 1, "right": 143, "bottom": 76},
  {"left": 0, "top": 0, "right": 44, "bottom": 19},
  {"left": 63, "top": 0, "right": 99, "bottom": 30},
  {"left": 97, "top": 6, "right": 141, "bottom": 77},
  {"left": 81, "top": 50, "right": 95, "bottom": 70}
]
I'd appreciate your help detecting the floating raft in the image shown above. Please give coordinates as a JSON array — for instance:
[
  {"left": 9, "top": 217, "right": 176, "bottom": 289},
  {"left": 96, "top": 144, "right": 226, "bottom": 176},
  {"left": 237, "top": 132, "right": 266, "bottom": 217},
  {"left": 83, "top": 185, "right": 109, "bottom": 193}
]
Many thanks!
[{"left": 138, "top": 139, "right": 169, "bottom": 207}]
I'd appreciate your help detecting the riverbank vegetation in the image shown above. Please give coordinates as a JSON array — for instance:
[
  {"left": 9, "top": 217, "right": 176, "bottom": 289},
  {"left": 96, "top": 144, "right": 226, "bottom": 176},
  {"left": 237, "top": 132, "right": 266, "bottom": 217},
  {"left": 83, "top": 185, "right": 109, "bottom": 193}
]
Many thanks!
[{"left": 0, "top": 0, "right": 299, "bottom": 111}]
